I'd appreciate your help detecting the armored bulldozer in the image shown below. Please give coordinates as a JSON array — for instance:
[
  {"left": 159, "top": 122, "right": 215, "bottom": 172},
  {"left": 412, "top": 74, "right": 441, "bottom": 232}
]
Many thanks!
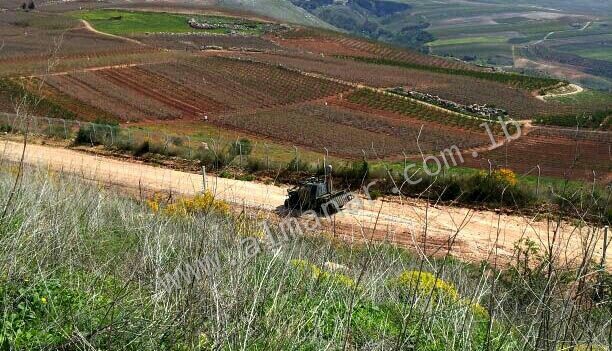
[{"left": 284, "top": 177, "right": 353, "bottom": 214}]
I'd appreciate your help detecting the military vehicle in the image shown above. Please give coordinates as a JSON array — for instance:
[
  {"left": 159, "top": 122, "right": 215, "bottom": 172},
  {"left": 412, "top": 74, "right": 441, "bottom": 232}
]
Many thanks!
[{"left": 284, "top": 177, "right": 353, "bottom": 213}]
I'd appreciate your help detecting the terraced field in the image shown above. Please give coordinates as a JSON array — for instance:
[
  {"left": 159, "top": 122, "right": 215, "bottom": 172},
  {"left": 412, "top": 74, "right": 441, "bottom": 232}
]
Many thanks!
[
  {"left": 342, "top": 89, "right": 489, "bottom": 131},
  {"left": 216, "top": 102, "right": 492, "bottom": 157},
  {"left": 224, "top": 51, "right": 578, "bottom": 119},
  {"left": 139, "top": 33, "right": 282, "bottom": 51},
  {"left": 464, "top": 127, "right": 612, "bottom": 181},
  {"left": 272, "top": 33, "right": 479, "bottom": 71},
  {"left": 145, "top": 57, "right": 351, "bottom": 110},
  {"left": 38, "top": 57, "right": 351, "bottom": 122},
  {"left": 1, "top": 5, "right": 609, "bottom": 180}
]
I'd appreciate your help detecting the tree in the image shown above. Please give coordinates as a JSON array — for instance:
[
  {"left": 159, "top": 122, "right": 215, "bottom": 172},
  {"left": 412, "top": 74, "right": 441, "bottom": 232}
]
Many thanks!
[
  {"left": 27, "top": 0, "right": 35, "bottom": 10},
  {"left": 21, "top": 2, "right": 26, "bottom": 10}
]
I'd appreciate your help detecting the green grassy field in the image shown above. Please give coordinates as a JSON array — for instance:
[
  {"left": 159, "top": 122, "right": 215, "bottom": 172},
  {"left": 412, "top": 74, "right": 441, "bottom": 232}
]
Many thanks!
[
  {"left": 73, "top": 9, "right": 266, "bottom": 36},
  {"left": 544, "top": 89, "right": 612, "bottom": 104},
  {"left": 426, "top": 36, "right": 508, "bottom": 47},
  {"left": 573, "top": 49, "right": 612, "bottom": 62}
]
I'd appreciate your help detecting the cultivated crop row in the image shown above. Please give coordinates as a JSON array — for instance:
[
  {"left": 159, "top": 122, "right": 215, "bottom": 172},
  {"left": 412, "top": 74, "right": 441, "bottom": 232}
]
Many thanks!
[
  {"left": 231, "top": 52, "right": 568, "bottom": 119},
  {"left": 0, "top": 46, "right": 158, "bottom": 66},
  {"left": 145, "top": 57, "right": 351, "bottom": 110},
  {"left": 97, "top": 67, "right": 230, "bottom": 117},
  {"left": 463, "top": 127, "right": 611, "bottom": 181},
  {"left": 140, "top": 34, "right": 281, "bottom": 52},
  {"left": 332, "top": 37, "right": 477, "bottom": 71},
  {"left": 342, "top": 56, "right": 562, "bottom": 91},
  {"left": 529, "top": 126, "right": 612, "bottom": 143},
  {"left": 46, "top": 73, "right": 179, "bottom": 122},
  {"left": 344, "top": 89, "right": 490, "bottom": 131},
  {"left": 216, "top": 102, "right": 492, "bottom": 157},
  {"left": 273, "top": 31, "right": 475, "bottom": 71}
]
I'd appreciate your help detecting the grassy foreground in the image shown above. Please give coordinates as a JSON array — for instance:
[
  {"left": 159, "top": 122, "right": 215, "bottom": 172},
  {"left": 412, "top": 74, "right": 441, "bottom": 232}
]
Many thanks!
[{"left": 0, "top": 163, "right": 609, "bottom": 350}]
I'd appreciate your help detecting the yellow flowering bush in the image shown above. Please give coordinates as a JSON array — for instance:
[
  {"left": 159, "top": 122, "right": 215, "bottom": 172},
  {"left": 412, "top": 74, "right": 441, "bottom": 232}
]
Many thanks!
[
  {"left": 491, "top": 168, "right": 518, "bottom": 187},
  {"left": 389, "top": 270, "right": 489, "bottom": 318},
  {"left": 562, "top": 345, "right": 608, "bottom": 351},
  {"left": 389, "top": 271, "right": 459, "bottom": 301},
  {"left": 291, "top": 259, "right": 356, "bottom": 288},
  {"left": 147, "top": 192, "right": 230, "bottom": 217},
  {"left": 461, "top": 299, "right": 488, "bottom": 319},
  {"left": 146, "top": 193, "right": 162, "bottom": 213}
]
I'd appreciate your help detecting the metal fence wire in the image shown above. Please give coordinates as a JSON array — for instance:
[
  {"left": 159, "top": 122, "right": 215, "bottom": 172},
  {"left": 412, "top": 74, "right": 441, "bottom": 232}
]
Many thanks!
[{"left": 0, "top": 113, "right": 322, "bottom": 172}]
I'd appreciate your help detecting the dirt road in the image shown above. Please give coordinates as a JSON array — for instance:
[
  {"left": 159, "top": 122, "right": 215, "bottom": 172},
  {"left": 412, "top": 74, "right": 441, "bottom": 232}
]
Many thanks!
[
  {"left": 1, "top": 140, "right": 608, "bottom": 268},
  {"left": 536, "top": 83, "right": 584, "bottom": 101},
  {"left": 80, "top": 20, "right": 145, "bottom": 46}
]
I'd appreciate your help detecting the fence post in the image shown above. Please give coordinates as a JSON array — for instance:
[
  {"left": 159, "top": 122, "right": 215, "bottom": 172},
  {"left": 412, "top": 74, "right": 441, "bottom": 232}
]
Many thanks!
[
  {"left": 187, "top": 136, "right": 192, "bottom": 159},
  {"left": 91, "top": 123, "right": 97, "bottom": 144},
  {"left": 239, "top": 140, "right": 243, "bottom": 166},
  {"left": 201, "top": 166, "right": 207, "bottom": 193},
  {"left": 265, "top": 143, "right": 270, "bottom": 170},
  {"left": 45, "top": 117, "right": 52, "bottom": 136},
  {"left": 536, "top": 165, "right": 541, "bottom": 196},
  {"left": 293, "top": 145, "right": 299, "bottom": 172},
  {"left": 323, "top": 147, "right": 329, "bottom": 179},
  {"left": 602, "top": 226, "right": 608, "bottom": 269},
  {"left": 108, "top": 125, "right": 114, "bottom": 146},
  {"left": 62, "top": 119, "right": 68, "bottom": 139},
  {"left": 597, "top": 226, "right": 609, "bottom": 300}
]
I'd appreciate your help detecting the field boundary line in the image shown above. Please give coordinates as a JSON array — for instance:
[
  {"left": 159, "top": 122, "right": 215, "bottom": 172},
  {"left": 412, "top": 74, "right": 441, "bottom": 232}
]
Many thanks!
[{"left": 19, "top": 63, "right": 162, "bottom": 79}]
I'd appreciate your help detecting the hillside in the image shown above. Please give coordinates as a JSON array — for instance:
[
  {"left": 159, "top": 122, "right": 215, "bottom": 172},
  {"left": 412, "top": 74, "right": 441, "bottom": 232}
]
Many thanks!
[
  {"left": 245, "top": 0, "right": 612, "bottom": 91},
  {"left": 218, "top": 0, "right": 337, "bottom": 28},
  {"left": 0, "top": 1, "right": 610, "bottom": 349}
]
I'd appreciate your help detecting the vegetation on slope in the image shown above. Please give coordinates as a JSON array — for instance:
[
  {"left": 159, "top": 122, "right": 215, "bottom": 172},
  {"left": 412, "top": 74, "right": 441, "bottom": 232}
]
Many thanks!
[
  {"left": 0, "top": 78, "right": 76, "bottom": 120},
  {"left": 0, "top": 165, "right": 609, "bottom": 349},
  {"left": 337, "top": 56, "right": 563, "bottom": 91},
  {"left": 73, "top": 9, "right": 272, "bottom": 36},
  {"left": 534, "top": 109, "right": 612, "bottom": 130}
]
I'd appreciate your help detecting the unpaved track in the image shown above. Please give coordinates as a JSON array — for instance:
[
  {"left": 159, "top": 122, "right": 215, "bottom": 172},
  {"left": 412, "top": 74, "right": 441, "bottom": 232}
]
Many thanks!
[
  {"left": 1, "top": 140, "right": 608, "bottom": 268},
  {"left": 80, "top": 20, "right": 145, "bottom": 46},
  {"left": 536, "top": 83, "right": 584, "bottom": 101}
]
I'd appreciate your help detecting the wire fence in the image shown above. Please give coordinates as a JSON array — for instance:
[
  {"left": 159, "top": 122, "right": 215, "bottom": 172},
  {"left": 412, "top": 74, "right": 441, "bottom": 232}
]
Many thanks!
[{"left": 0, "top": 112, "right": 336, "bottom": 174}]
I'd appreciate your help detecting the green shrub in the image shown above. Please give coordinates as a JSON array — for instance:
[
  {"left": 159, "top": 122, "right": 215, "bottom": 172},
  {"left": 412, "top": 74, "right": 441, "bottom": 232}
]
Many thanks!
[
  {"left": 73, "top": 124, "right": 119, "bottom": 146},
  {"left": 245, "top": 157, "right": 266, "bottom": 172},
  {"left": 0, "top": 123, "right": 13, "bottom": 133},
  {"left": 198, "top": 147, "right": 233, "bottom": 169},
  {"left": 285, "top": 157, "right": 312, "bottom": 173},
  {"left": 0, "top": 78, "right": 77, "bottom": 120},
  {"left": 133, "top": 140, "right": 150, "bottom": 156},
  {"left": 339, "top": 56, "right": 562, "bottom": 91},
  {"left": 534, "top": 110, "right": 611, "bottom": 130},
  {"left": 229, "top": 138, "right": 252, "bottom": 157},
  {"left": 334, "top": 160, "right": 369, "bottom": 187}
]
